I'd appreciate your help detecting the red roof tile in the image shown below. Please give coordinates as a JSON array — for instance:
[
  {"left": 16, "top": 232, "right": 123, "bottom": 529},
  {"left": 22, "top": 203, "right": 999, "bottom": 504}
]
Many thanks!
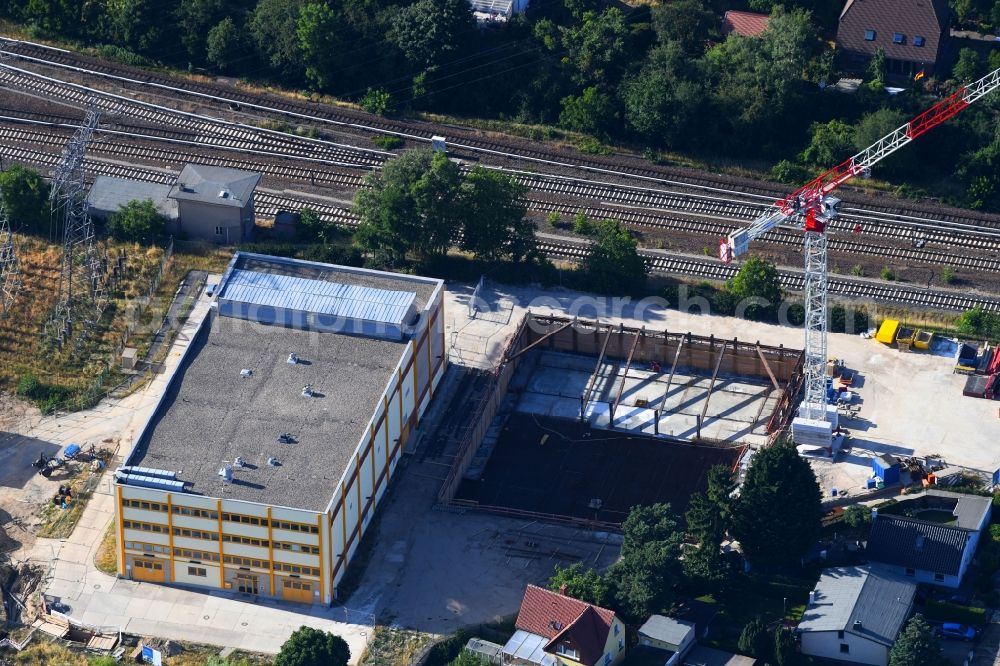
[
  {"left": 722, "top": 11, "right": 770, "bottom": 38},
  {"left": 515, "top": 585, "right": 617, "bottom": 666}
]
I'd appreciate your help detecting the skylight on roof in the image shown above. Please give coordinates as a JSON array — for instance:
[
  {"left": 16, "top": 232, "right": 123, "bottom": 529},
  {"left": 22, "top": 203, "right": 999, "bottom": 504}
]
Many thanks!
[
  {"left": 893, "top": 33, "right": 905, "bottom": 44},
  {"left": 864, "top": 29, "right": 876, "bottom": 41},
  {"left": 914, "top": 35, "right": 925, "bottom": 46}
]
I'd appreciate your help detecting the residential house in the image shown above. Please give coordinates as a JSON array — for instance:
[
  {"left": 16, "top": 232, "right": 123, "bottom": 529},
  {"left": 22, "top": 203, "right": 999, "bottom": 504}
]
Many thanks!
[
  {"left": 637, "top": 616, "right": 696, "bottom": 665},
  {"left": 166, "top": 164, "right": 261, "bottom": 244},
  {"left": 865, "top": 489, "right": 991, "bottom": 588},
  {"left": 798, "top": 566, "right": 917, "bottom": 666},
  {"left": 503, "top": 585, "right": 626, "bottom": 666},
  {"left": 721, "top": 11, "right": 770, "bottom": 38},
  {"left": 836, "top": 0, "right": 951, "bottom": 78},
  {"left": 86, "top": 176, "right": 178, "bottom": 225}
]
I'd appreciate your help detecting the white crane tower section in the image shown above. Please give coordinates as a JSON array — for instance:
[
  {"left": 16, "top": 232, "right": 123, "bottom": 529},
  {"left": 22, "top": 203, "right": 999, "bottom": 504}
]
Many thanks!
[{"left": 720, "top": 66, "right": 1000, "bottom": 449}]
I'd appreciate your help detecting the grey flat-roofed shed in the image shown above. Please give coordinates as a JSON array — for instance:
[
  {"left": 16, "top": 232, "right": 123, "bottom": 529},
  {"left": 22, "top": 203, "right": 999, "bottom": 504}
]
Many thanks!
[{"left": 86, "top": 176, "right": 178, "bottom": 222}]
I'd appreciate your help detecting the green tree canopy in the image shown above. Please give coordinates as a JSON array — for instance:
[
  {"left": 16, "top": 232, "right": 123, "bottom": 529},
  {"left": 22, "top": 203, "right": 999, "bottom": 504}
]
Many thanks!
[
  {"left": 175, "top": 0, "right": 225, "bottom": 63},
  {"left": 737, "top": 616, "right": 771, "bottom": 660},
  {"left": 683, "top": 465, "right": 736, "bottom": 586},
  {"left": 559, "top": 86, "right": 617, "bottom": 137},
  {"left": 889, "top": 615, "right": 943, "bottom": 666},
  {"left": 276, "top": 626, "right": 351, "bottom": 666},
  {"left": 855, "top": 108, "right": 914, "bottom": 178},
  {"left": 249, "top": 0, "right": 305, "bottom": 79},
  {"left": 651, "top": 0, "right": 713, "bottom": 53},
  {"left": 582, "top": 219, "right": 646, "bottom": 295},
  {"left": 107, "top": 199, "right": 166, "bottom": 243},
  {"left": 458, "top": 167, "right": 534, "bottom": 263},
  {"left": 297, "top": 2, "right": 349, "bottom": 90},
  {"left": 610, "top": 503, "right": 685, "bottom": 622},
  {"left": 732, "top": 439, "right": 822, "bottom": 568},
  {"left": 868, "top": 46, "right": 887, "bottom": 89},
  {"left": 548, "top": 562, "right": 611, "bottom": 607},
  {"left": 727, "top": 255, "right": 782, "bottom": 320},
  {"left": 0, "top": 165, "right": 51, "bottom": 235},
  {"left": 800, "top": 119, "right": 856, "bottom": 166},
  {"left": 388, "top": 0, "right": 474, "bottom": 72},
  {"left": 953, "top": 47, "right": 982, "bottom": 83},
  {"left": 561, "top": 8, "right": 630, "bottom": 87},
  {"left": 773, "top": 627, "right": 797, "bottom": 666},
  {"left": 206, "top": 17, "right": 243, "bottom": 72},
  {"left": 353, "top": 149, "right": 462, "bottom": 265}
]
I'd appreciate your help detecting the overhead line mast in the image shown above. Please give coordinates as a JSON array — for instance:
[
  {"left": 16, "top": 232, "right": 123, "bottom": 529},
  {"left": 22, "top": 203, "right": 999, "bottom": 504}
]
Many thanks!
[{"left": 721, "top": 67, "right": 1000, "bottom": 448}]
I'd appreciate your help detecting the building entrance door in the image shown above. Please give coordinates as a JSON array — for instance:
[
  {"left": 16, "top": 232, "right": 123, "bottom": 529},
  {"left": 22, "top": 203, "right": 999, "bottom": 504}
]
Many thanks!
[{"left": 236, "top": 574, "right": 259, "bottom": 595}]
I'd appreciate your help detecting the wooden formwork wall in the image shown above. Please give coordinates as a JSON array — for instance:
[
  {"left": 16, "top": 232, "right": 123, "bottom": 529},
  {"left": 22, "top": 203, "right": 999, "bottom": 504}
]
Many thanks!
[{"left": 519, "top": 314, "right": 802, "bottom": 383}]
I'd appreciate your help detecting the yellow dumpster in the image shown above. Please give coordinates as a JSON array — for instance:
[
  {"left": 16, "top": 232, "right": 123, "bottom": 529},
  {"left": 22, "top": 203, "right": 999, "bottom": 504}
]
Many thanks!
[
  {"left": 876, "top": 319, "right": 900, "bottom": 345},
  {"left": 914, "top": 330, "right": 933, "bottom": 350}
]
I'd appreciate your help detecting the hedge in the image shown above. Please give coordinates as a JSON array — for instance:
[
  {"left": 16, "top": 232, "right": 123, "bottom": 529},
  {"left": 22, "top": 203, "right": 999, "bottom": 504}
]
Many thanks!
[{"left": 923, "top": 600, "right": 989, "bottom": 626}]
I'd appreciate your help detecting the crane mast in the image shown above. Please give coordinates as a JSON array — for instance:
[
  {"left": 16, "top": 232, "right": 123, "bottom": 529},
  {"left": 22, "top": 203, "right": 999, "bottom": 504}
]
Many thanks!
[{"left": 721, "top": 67, "right": 1000, "bottom": 448}]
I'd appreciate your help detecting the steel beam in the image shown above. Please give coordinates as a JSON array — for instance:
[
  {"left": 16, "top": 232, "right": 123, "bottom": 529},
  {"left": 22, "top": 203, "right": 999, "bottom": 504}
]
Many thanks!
[
  {"left": 755, "top": 343, "right": 781, "bottom": 391},
  {"left": 658, "top": 333, "right": 687, "bottom": 418},
  {"left": 505, "top": 318, "right": 575, "bottom": 362},
  {"left": 610, "top": 327, "right": 643, "bottom": 424},
  {"left": 699, "top": 339, "right": 729, "bottom": 425},
  {"left": 580, "top": 323, "right": 614, "bottom": 420}
]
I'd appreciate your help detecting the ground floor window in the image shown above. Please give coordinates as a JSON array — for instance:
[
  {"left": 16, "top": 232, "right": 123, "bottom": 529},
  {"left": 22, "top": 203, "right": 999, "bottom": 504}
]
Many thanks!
[
  {"left": 188, "top": 566, "right": 207, "bottom": 577},
  {"left": 840, "top": 644, "right": 850, "bottom": 654}
]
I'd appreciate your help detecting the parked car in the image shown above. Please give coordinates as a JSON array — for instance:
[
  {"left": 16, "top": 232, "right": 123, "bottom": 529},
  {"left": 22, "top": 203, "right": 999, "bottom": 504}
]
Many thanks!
[{"left": 938, "top": 623, "right": 977, "bottom": 641}]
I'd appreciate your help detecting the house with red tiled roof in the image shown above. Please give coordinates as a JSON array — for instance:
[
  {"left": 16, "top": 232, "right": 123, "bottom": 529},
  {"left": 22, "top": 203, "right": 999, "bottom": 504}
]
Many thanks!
[
  {"left": 721, "top": 11, "right": 770, "bottom": 38},
  {"left": 836, "top": 0, "right": 952, "bottom": 78},
  {"left": 503, "top": 585, "right": 626, "bottom": 666}
]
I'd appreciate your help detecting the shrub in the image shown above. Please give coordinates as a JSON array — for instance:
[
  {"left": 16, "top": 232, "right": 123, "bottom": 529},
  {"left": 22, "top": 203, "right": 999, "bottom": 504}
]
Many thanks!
[
  {"left": 922, "top": 600, "right": 988, "bottom": 626},
  {"left": 547, "top": 212, "right": 561, "bottom": 228},
  {"left": 373, "top": 135, "right": 405, "bottom": 150},
  {"left": 16, "top": 372, "right": 40, "bottom": 398},
  {"left": 850, "top": 264, "right": 864, "bottom": 277},
  {"left": 360, "top": 88, "right": 393, "bottom": 116},
  {"left": 843, "top": 504, "right": 871, "bottom": 528},
  {"left": 573, "top": 211, "right": 593, "bottom": 235},
  {"left": 880, "top": 267, "right": 895, "bottom": 281},
  {"left": 942, "top": 266, "right": 955, "bottom": 284}
]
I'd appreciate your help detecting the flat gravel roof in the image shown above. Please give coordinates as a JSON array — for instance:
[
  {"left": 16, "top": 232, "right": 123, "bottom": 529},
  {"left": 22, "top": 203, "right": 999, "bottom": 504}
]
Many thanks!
[{"left": 129, "top": 310, "right": 405, "bottom": 511}]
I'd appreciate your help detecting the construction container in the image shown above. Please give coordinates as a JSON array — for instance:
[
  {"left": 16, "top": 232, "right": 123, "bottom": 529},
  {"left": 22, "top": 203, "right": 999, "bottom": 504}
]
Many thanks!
[
  {"left": 875, "top": 319, "right": 900, "bottom": 344},
  {"left": 965, "top": 374, "right": 989, "bottom": 397},
  {"left": 976, "top": 347, "right": 994, "bottom": 374},
  {"left": 956, "top": 343, "right": 979, "bottom": 374},
  {"left": 896, "top": 326, "right": 916, "bottom": 351},
  {"left": 872, "top": 454, "right": 901, "bottom": 484},
  {"left": 914, "top": 330, "right": 933, "bottom": 350}
]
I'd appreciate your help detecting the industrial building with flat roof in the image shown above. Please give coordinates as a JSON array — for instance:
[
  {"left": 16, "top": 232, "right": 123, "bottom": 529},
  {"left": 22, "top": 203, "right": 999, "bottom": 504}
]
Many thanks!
[{"left": 115, "top": 252, "right": 445, "bottom": 605}]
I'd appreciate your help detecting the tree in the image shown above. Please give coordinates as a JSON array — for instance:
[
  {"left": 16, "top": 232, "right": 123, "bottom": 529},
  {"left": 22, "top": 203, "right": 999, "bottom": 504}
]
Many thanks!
[
  {"left": 581, "top": 219, "right": 647, "bottom": 295},
  {"left": 360, "top": 88, "right": 393, "bottom": 116},
  {"left": 458, "top": 167, "right": 534, "bottom": 263},
  {"left": 353, "top": 150, "right": 462, "bottom": 265},
  {"left": 609, "top": 504, "right": 685, "bottom": 622},
  {"left": 773, "top": 627, "right": 797, "bottom": 666},
  {"left": 548, "top": 562, "right": 611, "bottom": 606},
  {"left": 297, "top": 2, "right": 349, "bottom": 90},
  {"left": 107, "top": 199, "right": 166, "bottom": 243},
  {"left": 559, "top": 86, "right": 616, "bottom": 137},
  {"left": 889, "top": 615, "right": 943, "bottom": 666},
  {"left": 800, "top": 119, "right": 855, "bottom": 166},
  {"left": 727, "top": 255, "right": 781, "bottom": 320},
  {"left": 561, "top": 8, "right": 629, "bottom": 87},
  {"left": 855, "top": 108, "right": 914, "bottom": 178},
  {"left": 651, "top": 0, "right": 713, "bottom": 53},
  {"left": 175, "top": 0, "right": 224, "bottom": 63},
  {"left": 737, "top": 616, "right": 770, "bottom": 660},
  {"left": 732, "top": 439, "right": 822, "bottom": 568},
  {"left": 276, "top": 626, "right": 350, "bottom": 666},
  {"left": 448, "top": 652, "right": 490, "bottom": 666},
  {"left": 249, "top": 0, "right": 305, "bottom": 79},
  {"left": 206, "top": 18, "right": 243, "bottom": 72},
  {"left": 0, "top": 165, "right": 51, "bottom": 235},
  {"left": 104, "top": 0, "right": 174, "bottom": 52},
  {"left": 388, "top": 0, "right": 474, "bottom": 72},
  {"left": 867, "top": 47, "right": 887, "bottom": 89},
  {"left": 842, "top": 504, "right": 871, "bottom": 528},
  {"left": 620, "top": 41, "right": 707, "bottom": 149},
  {"left": 952, "top": 47, "right": 982, "bottom": 83}
]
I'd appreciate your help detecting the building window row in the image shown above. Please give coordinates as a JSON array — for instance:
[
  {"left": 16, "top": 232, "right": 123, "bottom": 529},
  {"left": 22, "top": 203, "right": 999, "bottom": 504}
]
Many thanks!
[
  {"left": 222, "top": 512, "right": 267, "bottom": 526},
  {"left": 274, "top": 520, "right": 319, "bottom": 534},
  {"left": 123, "top": 519, "right": 167, "bottom": 534},
  {"left": 224, "top": 554, "right": 269, "bottom": 569},
  {"left": 173, "top": 506, "right": 218, "bottom": 519},
  {"left": 275, "top": 562, "right": 320, "bottom": 577},
  {"left": 188, "top": 566, "right": 207, "bottom": 578},
  {"left": 223, "top": 534, "right": 270, "bottom": 548},
  {"left": 174, "top": 547, "right": 221, "bottom": 563},
  {"left": 173, "top": 526, "right": 220, "bottom": 541},
  {"left": 275, "top": 541, "right": 320, "bottom": 555},
  {"left": 123, "top": 499, "right": 168, "bottom": 512},
  {"left": 124, "top": 541, "right": 169, "bottom": 554}
]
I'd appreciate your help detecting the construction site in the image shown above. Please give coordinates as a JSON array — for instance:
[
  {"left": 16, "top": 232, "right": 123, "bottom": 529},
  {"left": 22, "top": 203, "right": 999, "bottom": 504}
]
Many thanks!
[{"left": 437, "top": 313, "right": 804, "bottom": 525}]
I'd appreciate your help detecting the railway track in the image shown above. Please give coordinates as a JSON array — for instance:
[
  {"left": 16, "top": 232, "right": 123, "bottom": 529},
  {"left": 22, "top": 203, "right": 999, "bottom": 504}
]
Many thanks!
[
  {"left": 3, "top": 58, "right": 1000, "bottom": 262},
  {"left": 537, "top": 236, "right": 1000, "bottom": 313},
  {"left": 4, "top": 36, "right": 1000, "bottom": 238},
  {"left": 6, "top": 137, "right": 997, "bottom": 312},
  {"left": 3, "top": 120, "right": 997, "bottom": 278}
]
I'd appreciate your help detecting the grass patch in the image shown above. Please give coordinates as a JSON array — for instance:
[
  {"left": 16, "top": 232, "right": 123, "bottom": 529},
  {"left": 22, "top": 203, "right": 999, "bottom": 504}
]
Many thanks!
[
  {"left": 36, "top": 453, "right": 111, "bottom": 539},
  {"left": 373, "top": 135, "right": 405, "bottom": 150},
  {"left": 4, "top": 639, "right": 90, "bottom": 665},
  {"left": 359, "top": 626, "right": 433, "bottom": 666},
  {"left": 94, "top": 520, "right": 118, "bottom": 576},
  {"left": 423, "top": 621, "right": 516, "bottom": 666},
  {"left": 923, "top": 600, "right": 989, "bottom": 626}
]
